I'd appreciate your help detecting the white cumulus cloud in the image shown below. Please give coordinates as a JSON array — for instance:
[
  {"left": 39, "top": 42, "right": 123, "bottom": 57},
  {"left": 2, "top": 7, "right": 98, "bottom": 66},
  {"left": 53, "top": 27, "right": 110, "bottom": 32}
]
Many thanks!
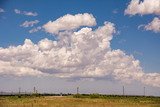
[
  {"left": 139, "top": 17, "right": 160, "bottom": 33},
  {"left": 14, "top": 9, "right": 38, "bottom": 16},
  {"left": 29, "top": 26, "right": 42, "bottom": 33},
  {"left": 0, "top": 13, "right": 160, "bottom": 87},
  {"left": 43, "top": 13, "right": 96, "bottom": 34},
  {"left": 20, "top": 20, "right": 39, "bottom": 28},
  {"left": 125, "top": 0, "right": 160, "bottom": 33},
  {"left": 125, "top": 0, "right": 160, "bottom": 15}
]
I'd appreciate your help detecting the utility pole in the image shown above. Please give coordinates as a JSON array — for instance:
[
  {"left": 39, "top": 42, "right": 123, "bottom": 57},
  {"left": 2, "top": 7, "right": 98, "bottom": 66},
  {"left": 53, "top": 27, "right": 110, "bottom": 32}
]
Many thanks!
[
  {"left": 34, "top": 87, "right": 36, "bottom": 93},
  {"left": 0, "top": 91, "right": 3, "bottom": 95},
  {"left": 19, "top": 87, "right": 21, "bottom": 95},
  {"left": 18, "top": 87, "right": 21, "bottom": 97},
  {"left": 123, "top": 86, "right": 125, "bottom": 96},
  {"left": 143, "top": 87, "right": 145, "bottom": 96},
  {"left": 77, "top": 87, "right": 79, "bottom": 94}
]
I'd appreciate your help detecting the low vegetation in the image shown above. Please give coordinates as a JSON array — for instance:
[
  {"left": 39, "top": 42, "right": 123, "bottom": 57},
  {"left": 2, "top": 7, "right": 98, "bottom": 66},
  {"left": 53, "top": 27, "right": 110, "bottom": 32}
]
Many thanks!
[{"left": 0, "top": 94, "right": 159, "bottom": 107}]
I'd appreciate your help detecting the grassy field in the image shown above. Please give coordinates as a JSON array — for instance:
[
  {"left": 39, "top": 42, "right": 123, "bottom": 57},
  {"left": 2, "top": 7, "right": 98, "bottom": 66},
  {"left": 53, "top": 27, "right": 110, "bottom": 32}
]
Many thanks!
[{"left": 0, "top": 95, "right": 160, "bottom": 107}]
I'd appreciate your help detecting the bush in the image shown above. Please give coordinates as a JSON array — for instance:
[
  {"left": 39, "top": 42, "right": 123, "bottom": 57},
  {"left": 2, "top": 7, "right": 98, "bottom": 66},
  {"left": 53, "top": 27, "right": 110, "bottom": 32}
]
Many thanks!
[
  {"left": 90, "top": 93, "right": 101, "bottom": 98},
  {"left": 73, "top": 94, "right": 84, "bottom": 98}
]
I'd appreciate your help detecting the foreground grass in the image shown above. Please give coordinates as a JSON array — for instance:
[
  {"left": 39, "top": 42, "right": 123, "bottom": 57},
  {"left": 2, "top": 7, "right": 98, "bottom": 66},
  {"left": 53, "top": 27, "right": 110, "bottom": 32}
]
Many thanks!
[{"left": 0, "top": 95, "right": 160, "bottom": 107}]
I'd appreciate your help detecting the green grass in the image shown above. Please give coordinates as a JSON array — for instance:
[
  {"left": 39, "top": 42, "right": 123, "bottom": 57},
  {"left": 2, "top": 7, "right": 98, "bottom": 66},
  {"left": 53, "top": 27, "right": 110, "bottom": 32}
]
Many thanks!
[{"left": 0, "top": 95, "right": 160, "bottom": 107}]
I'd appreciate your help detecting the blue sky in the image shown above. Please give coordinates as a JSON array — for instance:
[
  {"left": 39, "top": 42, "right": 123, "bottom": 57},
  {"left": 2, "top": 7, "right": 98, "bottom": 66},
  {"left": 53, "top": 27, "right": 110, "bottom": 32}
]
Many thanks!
[{"left": 0, "top": 0, "right": 160, "bottom": 96}]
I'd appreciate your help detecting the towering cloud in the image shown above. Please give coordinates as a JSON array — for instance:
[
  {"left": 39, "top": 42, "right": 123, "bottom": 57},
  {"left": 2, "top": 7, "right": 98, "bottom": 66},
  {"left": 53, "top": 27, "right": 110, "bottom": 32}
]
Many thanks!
[
  {"left": 125, "top": 0, "right": 160, "bottom": 15},
  {"left": 0, "top": 13, "right": 160, "bottom": 87},
  {"left": 43, "top": 13, "right": 96, "bottom": 34}
]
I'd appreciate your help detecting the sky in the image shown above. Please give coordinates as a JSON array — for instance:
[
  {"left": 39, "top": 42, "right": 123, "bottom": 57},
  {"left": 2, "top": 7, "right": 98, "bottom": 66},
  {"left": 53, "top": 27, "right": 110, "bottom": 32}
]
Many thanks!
[{"left": 0, "top": 0, "right": 160, "bottom": 96}]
